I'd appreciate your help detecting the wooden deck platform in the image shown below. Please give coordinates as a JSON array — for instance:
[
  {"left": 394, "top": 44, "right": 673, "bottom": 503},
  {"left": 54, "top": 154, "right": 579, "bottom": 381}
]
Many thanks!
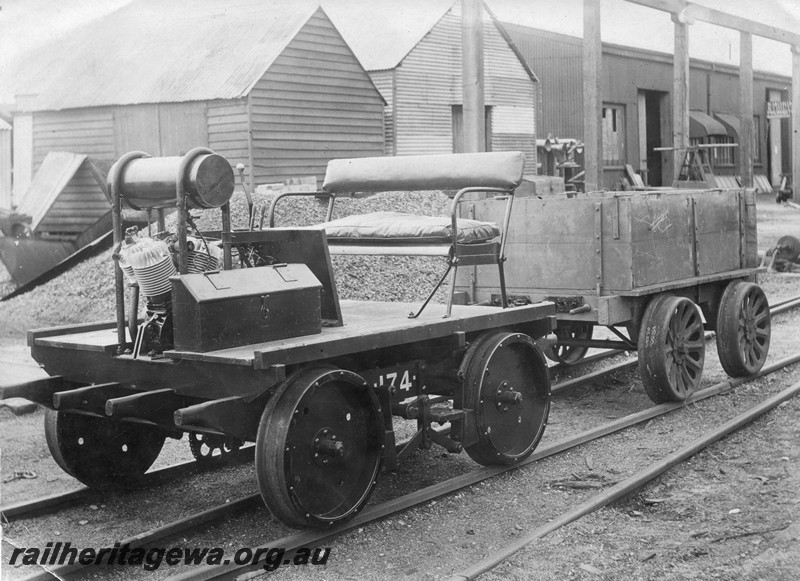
[{"left": 32, "top": 300, "right": 556, "bottom": 369}]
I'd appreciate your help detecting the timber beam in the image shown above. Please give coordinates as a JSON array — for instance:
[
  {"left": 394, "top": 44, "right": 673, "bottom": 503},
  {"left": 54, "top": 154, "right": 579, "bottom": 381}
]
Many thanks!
[{"left": 626, "top": 0, "right": 800, "bottom": 46}]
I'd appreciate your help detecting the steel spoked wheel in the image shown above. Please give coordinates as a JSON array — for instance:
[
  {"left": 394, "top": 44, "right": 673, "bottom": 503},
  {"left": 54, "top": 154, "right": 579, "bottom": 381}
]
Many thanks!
[
  {"left": 462, "top": 331, "right": 550, "bottom": 466},
  {"left": 716, "top": 281, "right": 771, "bottom": 377},
  {"left": 189, "top": 432, "right": 242, "bottom": 463},
  {"left": 256, "top": 367, "right": 384, "bottom": 528},
  {"left": 44, "top": 410, "right": 165, "bottom": 488},
  {"left": 545, "top": 322, "right": 593, "bottom": 365},
  {"left": 638, "top": 295, "right": 705, "bottom": 404}
]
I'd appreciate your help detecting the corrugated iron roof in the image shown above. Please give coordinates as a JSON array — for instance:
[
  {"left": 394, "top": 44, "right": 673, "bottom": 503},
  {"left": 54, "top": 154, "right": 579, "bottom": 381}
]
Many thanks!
[
  {"left": 17, "top": 152, "right": 87, "bottom": 230},
  {"left": 11, "top": 0, "right": 322, "bottom": 112}
]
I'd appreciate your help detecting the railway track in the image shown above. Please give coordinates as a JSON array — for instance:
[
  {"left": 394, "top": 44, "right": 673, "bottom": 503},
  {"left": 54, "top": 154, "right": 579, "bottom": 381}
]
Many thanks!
[
  {"left": 6, "top": 293, "right": 798, "bottom": 523},
  {"left": 5, "top": 292, "right": 800, "bottom": 580},
  {"left": 10, "top": 349, "right": 799, "bottom": 581}
]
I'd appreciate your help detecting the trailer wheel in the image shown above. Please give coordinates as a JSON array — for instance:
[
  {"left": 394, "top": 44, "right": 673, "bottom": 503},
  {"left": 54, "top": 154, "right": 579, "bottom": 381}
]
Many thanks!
[
  {"left": 462, "top": 332, "right": 550, "bottom": 466},
  {"left": 44, "top": 410, "right": 165, "bottom": 488},
  {"left": 638, "top": 295, "right": 705, "bottom": 403},
  {"left": 544, "top": 322, "right": 593, "bottom": 365},
  {"left": 716, "top": 281, "right": 771, "bottom": 377},
  {"left": 188, "top": 432, "right": 242, "bottom": 463},
  {"left": 256, "top": 367, "right": 384, "bottom": 528}
]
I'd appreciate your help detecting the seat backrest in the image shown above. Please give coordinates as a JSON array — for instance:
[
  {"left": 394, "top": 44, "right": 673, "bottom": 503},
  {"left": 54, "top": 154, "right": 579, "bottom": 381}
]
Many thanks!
[{"left": 322, "top": 151, "right": 525, "bottom": 194}]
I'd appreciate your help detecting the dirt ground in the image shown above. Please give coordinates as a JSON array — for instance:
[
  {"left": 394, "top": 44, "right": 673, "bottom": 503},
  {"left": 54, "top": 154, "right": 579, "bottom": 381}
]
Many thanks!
[{"left": 1, "top": 192, "right": 799, "bottom": 581}]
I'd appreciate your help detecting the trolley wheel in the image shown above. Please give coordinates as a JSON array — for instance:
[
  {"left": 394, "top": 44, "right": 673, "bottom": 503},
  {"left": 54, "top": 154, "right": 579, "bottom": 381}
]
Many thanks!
[
  {"left": 188, "top": 432, "right": 242, "bottom": 463},
  {"left": 462, "top": 331, "right": 550, "bottom": 466},
  {"left": 716, "top": 281, "right": 771, "bottom": 377},
  {"left": 638, "top": 295, "right": 705, "bottom": 404},
  {"left": 545, "top": 322, "right": 593, "bottom": 365},
  {"left": 44, "top": 410, "right": 165, "bottom": 488},
  {"left": 255, "top": 367, "right": 384, "bottom": 528}
]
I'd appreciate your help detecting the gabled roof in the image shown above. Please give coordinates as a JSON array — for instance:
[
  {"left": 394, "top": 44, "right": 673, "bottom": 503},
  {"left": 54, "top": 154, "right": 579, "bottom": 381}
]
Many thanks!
[
  {"left": 323, "top": 0, "right": 456, "bottom": 71},
  {"left": 10, "top": 0, "right": 325, "bottom": 112}
]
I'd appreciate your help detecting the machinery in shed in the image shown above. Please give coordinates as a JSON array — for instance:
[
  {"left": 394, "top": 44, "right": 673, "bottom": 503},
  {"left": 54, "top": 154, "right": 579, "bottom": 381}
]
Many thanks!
[{"left": 3, "top": 149, "right": 557, "bottom": 528}]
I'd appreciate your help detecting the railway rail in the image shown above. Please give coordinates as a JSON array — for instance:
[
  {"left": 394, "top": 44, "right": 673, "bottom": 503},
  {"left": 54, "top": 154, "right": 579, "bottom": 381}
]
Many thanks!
[
  {"left": 9, "top": 349, "right": 800, "bottom": 580},
  {"left": 167, "top": 351, "right": 800, "bottom": 581},
  {"left": 6, "top": 291, "right": 797, "bottom": 526}
]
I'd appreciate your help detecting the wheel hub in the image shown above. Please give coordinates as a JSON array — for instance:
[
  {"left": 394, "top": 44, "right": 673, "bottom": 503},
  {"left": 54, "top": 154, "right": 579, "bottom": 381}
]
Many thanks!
[
  {"left": 495, "top": 380, "right": 523, "bottom": 412},
  {"left": 312, "top": 427, "right": 344, "bottom": 465}
]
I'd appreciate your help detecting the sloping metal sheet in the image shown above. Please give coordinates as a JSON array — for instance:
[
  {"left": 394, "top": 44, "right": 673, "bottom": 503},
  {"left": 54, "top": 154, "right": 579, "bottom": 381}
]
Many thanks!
[
  {"left": 11, "top": 0, "right": 321, "bottom": 111},
  {"left": 689, "top": 111, "right": 727, "bottom": 138},
  {"left": 16, "top": 152, "right": 86, "bottom": 231},
  {"left": 714, "top": 113, "right": 740, "bottom": 139}
]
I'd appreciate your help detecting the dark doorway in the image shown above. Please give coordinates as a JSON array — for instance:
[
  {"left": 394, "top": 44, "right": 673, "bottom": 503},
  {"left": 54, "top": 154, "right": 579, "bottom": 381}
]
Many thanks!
[{"left": 643, "top": 91, "right": 666, "bottom": 186}]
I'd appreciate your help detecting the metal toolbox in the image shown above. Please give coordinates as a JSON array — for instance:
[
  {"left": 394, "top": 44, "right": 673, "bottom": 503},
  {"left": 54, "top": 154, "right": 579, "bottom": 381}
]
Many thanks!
[{"left": 171, "top": 264, "right": 322, "bottom": 352}]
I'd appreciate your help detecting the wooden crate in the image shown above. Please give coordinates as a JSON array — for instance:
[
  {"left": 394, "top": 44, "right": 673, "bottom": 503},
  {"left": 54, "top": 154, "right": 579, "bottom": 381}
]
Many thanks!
[{"left": 460, "top": 188, "right": 757, "bottom": 297}]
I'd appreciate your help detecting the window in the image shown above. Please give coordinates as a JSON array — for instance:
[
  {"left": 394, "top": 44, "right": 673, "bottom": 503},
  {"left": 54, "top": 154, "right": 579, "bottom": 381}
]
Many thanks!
[
  {"left": 452, "top": 105, "right": 492, "bottom": 153},
  {"left": 601, "top": 105, "right": 625, "bottom": 166},
  {"left": 710, "top": 135, "right": 734, "bottom": 166}
]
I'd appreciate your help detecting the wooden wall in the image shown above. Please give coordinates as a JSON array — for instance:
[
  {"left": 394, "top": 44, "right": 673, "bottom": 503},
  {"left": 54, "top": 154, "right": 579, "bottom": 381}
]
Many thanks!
[
  {"left": 32, "top": 109, "right": 115, "bottom": 172},
  {"left": 394, "top": 4, "right": 537, "bottom": 171},
  {"left": 248, "top": 9, "right": 385, "bottom": 185},
  {"left": 369, "top": 70, "right": 395, "bottom": 155},
  {"left": 207, "top": 99, "right": 250, "bottom": 178}
]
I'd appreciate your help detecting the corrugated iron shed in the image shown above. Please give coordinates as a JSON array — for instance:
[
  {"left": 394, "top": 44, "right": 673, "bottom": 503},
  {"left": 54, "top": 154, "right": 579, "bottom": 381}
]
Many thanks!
[{"left": 12, "top": 0, "right": 323, "bottom": 112}]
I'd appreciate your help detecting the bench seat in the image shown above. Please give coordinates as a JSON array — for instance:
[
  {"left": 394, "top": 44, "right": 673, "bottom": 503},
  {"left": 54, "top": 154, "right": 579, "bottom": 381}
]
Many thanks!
[
  {"left": 321, "top": 211, "right": 500, "bottom": 245},
  {"left": 264, "top": 152, "right": 526, "bottom": 317}
]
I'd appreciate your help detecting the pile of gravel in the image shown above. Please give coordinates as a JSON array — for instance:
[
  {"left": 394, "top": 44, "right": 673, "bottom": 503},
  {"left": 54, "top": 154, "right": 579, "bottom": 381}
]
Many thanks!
[{"left": 0, "top": 189, "right": 453, "bottom": 343}]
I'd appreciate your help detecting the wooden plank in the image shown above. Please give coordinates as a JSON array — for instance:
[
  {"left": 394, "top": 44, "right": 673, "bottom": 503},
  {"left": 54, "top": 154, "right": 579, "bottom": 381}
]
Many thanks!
[
  {"left": 583, "top": 0, "right": 602, "bottom": 191},
  {"left": 738, "top": 32, "right": 754, "bottom": 187},
  {"left": 625, "top": 0, "right": 800, "bottom": 46},
  {"left": 461, "top": 0, "right": 485, "bottom": 154},
  {"left": 673, "top": 14, "right": 690, "bottom": 182},
  {"left": 793, "top": 45, "right": 800, "bottom": 201},
  {"left": 168, "top": 301, "right": 555, "bottom": 368}
]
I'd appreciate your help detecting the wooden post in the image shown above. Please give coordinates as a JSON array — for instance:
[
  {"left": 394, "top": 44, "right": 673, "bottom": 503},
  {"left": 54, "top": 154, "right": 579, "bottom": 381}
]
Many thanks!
[
  {"left": 672, "top": 9, "right": 690, "bottom": 183},
  {"left": 461, "top": 0, "right": 485, "bottom": 153},
  {"left": 793, "top": 44, "right": 800, "bottom": 199},
  {"left": 583, "top": 0, "right": 602, "bottom": 191},
  {"left": 738, "top": 32, "right": 754, "bottom": 187}
]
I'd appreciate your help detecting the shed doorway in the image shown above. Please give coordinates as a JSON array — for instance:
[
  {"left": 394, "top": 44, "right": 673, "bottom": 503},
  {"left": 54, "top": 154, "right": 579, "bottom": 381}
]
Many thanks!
[{"left": 637, "top": 90, "right": 669, "bottom": 186}]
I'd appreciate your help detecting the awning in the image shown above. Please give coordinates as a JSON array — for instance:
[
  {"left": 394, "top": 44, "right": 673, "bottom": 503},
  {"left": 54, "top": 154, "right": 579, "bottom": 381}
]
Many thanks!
[
  {"left": 714, "top": 113, "right": 740, "bottom": 140},
  {"left": 689, "top": 111, "right": 727, "bottom": 139}
]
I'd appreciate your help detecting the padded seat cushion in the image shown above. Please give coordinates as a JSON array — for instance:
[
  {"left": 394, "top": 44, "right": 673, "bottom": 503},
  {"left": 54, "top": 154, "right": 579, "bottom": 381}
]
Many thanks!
[
  {"left": 323, "top": 151, "right": 526, "bottom": 193},
  {"left": 322, "top": 212, "right": 500, "bottom": 244}
]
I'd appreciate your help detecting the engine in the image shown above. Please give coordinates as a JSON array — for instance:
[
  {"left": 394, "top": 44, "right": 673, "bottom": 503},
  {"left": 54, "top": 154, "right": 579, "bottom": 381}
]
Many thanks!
[{"left": 108, "top": 149, "right": 234, "bottom": 357}]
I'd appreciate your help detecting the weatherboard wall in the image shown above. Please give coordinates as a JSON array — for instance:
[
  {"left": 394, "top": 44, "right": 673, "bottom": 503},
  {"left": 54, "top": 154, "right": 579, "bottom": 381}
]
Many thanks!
[
  {"left": 393, "top": 4, "right": 537, "bottom": 171},
  {"left": 247, "top": 9, "right": 385, "bottom": 185}
]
